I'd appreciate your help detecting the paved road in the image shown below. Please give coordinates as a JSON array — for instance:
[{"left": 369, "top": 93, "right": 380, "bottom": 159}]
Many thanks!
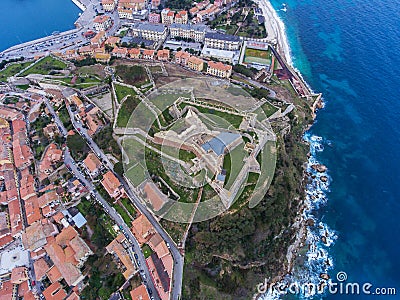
[
  {"left": 64, "top": 149, "right": 160, "bottom": 299},
  {"left": 42, "top": 97, "right": 160, "bottom": 299},
  {"left": 64, "top": 100, "right": 184, "bottom": 299}
]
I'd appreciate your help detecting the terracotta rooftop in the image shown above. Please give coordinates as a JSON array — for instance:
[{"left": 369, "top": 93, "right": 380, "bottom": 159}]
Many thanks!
[
  {"left": 24, "top": 195, "right": 42, "bottom": 225},
  {"left": 93, "top": 15, "right": 111, "bottom": 23},
  {"left": 130, "top": 284, "right": 150, "bottom": 300},
  {"left": 11, "top": 266, "right": 29, "bottom": 284},
  {"left": 22, "top": 220, "right": 58, "bottom": 251},
  {"left": 106, "top": 233, "right": 136, "bottom": 279},
  {"left": 33, "top": 257, "right": 50, "bottom": 280},
  {"left": 38, "top": 190, "right": 59, "bottom": 208},
  {"left": 8, "top": 199, "right": 23, "bottom": 236},
  {"left": 42, "top": 282, "right": 67, "bottom": 300},
  {"left": 207, "top": 60, "right": 232, "bottom": 71},
  {"left": 144, "top": 181, "right": 168, "bottom": 211},
  {"left": 101, "top": 171, "right": 123, "bottom": 198},
  {"left": 188, "top": 55, "right": 204, "bottom": 65},
  {"left": 47, "top": 265, "right": 62, "bottom": 283},
  {"left": 83, "top": 152, "right": 101, "bottom": 173},
  {"left": 44, "top": 226, "right": 92, "bottom": 286},
  {"left": 131, "top": 213, "right": 155, "bottom": 245},
  {"left": 0, "top": 280, "right": 13, "bottom": 299}
]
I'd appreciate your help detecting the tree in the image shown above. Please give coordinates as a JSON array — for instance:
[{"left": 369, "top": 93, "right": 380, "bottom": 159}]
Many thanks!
[{"left": 113, "top": 161, "right": 124, "bottom": 176}]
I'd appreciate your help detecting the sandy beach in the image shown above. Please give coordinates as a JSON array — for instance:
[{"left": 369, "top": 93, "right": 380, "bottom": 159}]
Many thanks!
[{"left": 255, "top": 0, "right": 292, "bottom": 65}]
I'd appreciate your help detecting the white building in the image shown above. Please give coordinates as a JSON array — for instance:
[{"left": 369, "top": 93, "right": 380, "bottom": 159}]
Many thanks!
[
  {"left": 93, "top": 15, "right": 112, "bottom": 32},
  {"left": 204, "top": 32, "right": 242, "bottom": 51},
  {"left": 131, "top": 23, "right": 168, "bottom": 41},
  {"left": 101, "top": 0, "right": 116, "bottom": 11},
  {"left": 206, "top": 61, "right": 233, "bottom": 78},
  {"left": 169, "top": 24, "right": 208, "bottom": 42}
]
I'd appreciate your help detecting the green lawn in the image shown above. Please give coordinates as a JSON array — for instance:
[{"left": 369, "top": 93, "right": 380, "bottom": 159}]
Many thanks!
[
  {"left": 16, "top": 84, "right": 30, "bottom": 90},
  {"left": 20, "top": 56, "right": 68, "bottom": 76},
  {"left": 0, "top": 61, "right": 33, "bottom": 81},
  {"left": 113, "top": 203, "right": 132, "bottom": 225},
  {"left": 141, "top": 244, "right": 153, "bottom": 259},
  {"left": 223, "top": 145, "right": 248, "bottom": 189},
  {"left": 114, "top": 83, "right": 137, "bottom": 103},
  {"left": 114, "top": 64, "right": 149, "bottom": 87},
  {"left": 120, "top": 197, "right": 136, "bottom": 217},
  {"left": 125, "top": 163, "right": 147, "bottom": 186},
  {"left": 149, "top": 65, "right": 162, "bottom": 73},
  {"left": 54, "top": 75, "right": 101, "bottom": 88},
  {"left": 116, "top": 96, "right": 141, "bottom": 127},
  {"left": 261, "top": 101, "right": 279, "bottom": 117}
]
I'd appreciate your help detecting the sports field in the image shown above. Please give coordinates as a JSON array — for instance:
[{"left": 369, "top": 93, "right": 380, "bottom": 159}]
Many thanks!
[{"left": 244, "top": 48, "right": 271, "bottom": 65}]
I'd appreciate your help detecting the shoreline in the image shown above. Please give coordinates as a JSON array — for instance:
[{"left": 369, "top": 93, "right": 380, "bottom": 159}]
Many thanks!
[
  {"left": 254, "top": 2, "right": 335, "bottom": 299},
  {"left": 260, "top": 0, "right": 292, "bottom": 65}
]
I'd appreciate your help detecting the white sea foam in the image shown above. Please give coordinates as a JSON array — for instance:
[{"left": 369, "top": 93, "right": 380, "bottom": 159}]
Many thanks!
[{"left": 259, "top": 134, "right": 337, "bottom": 299}]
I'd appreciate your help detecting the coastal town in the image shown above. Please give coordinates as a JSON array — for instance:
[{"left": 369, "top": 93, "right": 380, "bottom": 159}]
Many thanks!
[{"left": 0, "top": 0, "right": 324, "bottom": 300}]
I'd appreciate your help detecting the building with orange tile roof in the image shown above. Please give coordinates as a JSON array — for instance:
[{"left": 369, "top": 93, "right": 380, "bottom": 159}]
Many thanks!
[
  {"left": 112, "top": 46, "right": 129, "bottom": 58},
  {"left": 42, "top": 281, "right": 67, "bottom": 300},
  {"left": 157, "top": 49, "right": 170, "bottom": 61},
  {"left": 142, "top": 49, "right": 155, "bottom": 60},
  {"left": 91, "top": 31, "right": 107, "bottom": 47},
  {"left": 106, "top": 233, "right": 136, "bottom": 279},
  {"left": 8, "top": 199, "right": 23, "bottom": 237},
  {"left": 95, "top": 52, "right": 111, "bottom": 63},
  {"left": 22, "top": 290, "right": 36, "bottom": 300},
  {"left": 101, "top": 171, "right": 125, "bottom": 200},
  {"left": 187, "top": 56, "right": 204, "bottom": 72},
  {"left": 83, "top": 152, "right": 102, "bottom": 179},
  {"left": 148, "top": 233, "right": 170, "bottom": 259},
  {"left": 66, "top": 291, "right": 80, "bottom": 300},
  {"left": 0, "top": 234, "right": 13, "bottom": 249},
  {"left": 102, "top": 0, "right": 116, "bottom": 11},
  {"left": 143, "top": 181, "right": 168, "bottom": 211},
  {"left": 130, "top": 284, "right": 150, "bottom": 300},
  {"left": 161, "top": 8, "right": 174, "bottom": 25},
  {"left": 17, "top": 280, "right": 31, "bottom": 299},
  {"left": 39, "top": 143, "right": 63, "bottom": 181},
  {"left": 22, "top": 220, "right": 58, "bottom": 251},
  {"left": 43, "top": 123, "right": 60, "bottom": 139},
  {"left": 25, "top": 195, "right": 42, "bottom": 225},
  {"left": 0, "top": 107, "right": 22, "bottom": 120},
  {"left": 131, "top": 213, "right": 155, "bottom": 245},
  {"left": 175, "top": 50, "right": 190, "bottom": 65},
  {"left": 46, "top": 265, "right": 62, "bottom": 283},
  {"left": 147, "top": 252, "right": 170, "bottom": 300},
  {"left": 206, "top": 61, "right": 232, "bottom": 78},
  {"left": 10, "top": 266, "right": 29, "bottom": 284},
  {"left": 44, "top": 226, "right": 92, "bottom": 286},
  {"left": 105, "top": 36, "right": 121, "bottom": 47},
  {"left": 129, "top": 48, "right": 141, "bottom": 59},
  {"left": 20, "top": 169, "right": 36, "bottom": 200},
  {"left": 93, "top": 15, "right": 112, "bottom": 31},
  {"left": 12, "top": 119, "right": 33, "bottom": 170},
  {"left": 79, "top": 45, "right": 94, "bottom": 56},
  {"left": 33, "top": 257, "right": 50, "bottom": 280},
  {"left": 38, "top": 190, "right": 60, "bottom": 208},
  {"left": 149, "top": 12, "right": 160, "bottom": 23},
  {"left": 0, "top": 280, "right": 13, "bottom": 299},
  {"left": 175, "top": 10, "right": 188, "bottom": 24}
]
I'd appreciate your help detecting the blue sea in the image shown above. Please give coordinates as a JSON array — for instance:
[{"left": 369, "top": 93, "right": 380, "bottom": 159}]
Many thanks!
[
  {"left": 0, "top": 0, "right": 80, "bottom": 51},
  {"left": 268, "top": 0, "right": 400, "bottom": 298}
]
